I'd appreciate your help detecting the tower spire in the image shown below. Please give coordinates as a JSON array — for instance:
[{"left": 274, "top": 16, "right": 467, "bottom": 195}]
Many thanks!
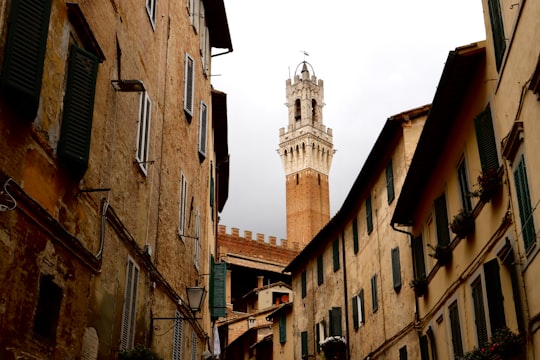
[{"left": 278, "top": 62, "right": 334, "bottom": 247}]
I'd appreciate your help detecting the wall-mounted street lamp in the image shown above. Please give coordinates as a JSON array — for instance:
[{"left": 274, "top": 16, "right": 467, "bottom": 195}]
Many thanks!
[
  {"left": 186, "top": 286, "right": 207, "bottom": 313},
  {"left": 150, "top": 286, "right": 207, "bottom": 343}
]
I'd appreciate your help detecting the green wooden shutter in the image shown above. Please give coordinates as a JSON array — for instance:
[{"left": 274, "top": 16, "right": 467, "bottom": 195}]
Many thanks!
[
  {"left": 449, "top": 302, "right": 464, "bottom": 357},
  {"left": 386, "top": 160, "right": 395, "bottom": 203},
  {"left": 399, "top": 345, "right": 408, "bottom": 360},
  {"left": 475, "top": 107, "right": 500, "bottom": 172},
  {"left": 352, "top": 296, "right": 359, "bottom": 330},
  {"left": 471, "top": 277, "right": 489, "bottom": 346},
  {"left": 484, "top": 259, "right": 506, "bottom": 332},
  {"left": 279, "top": 315, "right": 286, "bottom": 343},
  {"left": 458, "top": 160, "right": 472, "bottom": 213},
  {"left": 58, "top": 45, "right": 99, "bottom": 177},
  {"left": 359, "top": 289, "right": 365, "bottom": 325},
  {"left": 391, "top": 247, "right": 402, "bottom": 291},
  {"left": 413, "top": 236, "right": 426, "bottom": 280},
  {"left": 332, "top": 239, "right": 340, "bottom": 272},
  {"left": 434, "top": 194, "right": 450, "bottom": 246},
  {"left": 487, "top": 0, "right": 506, "bottom": 70},
  {"left": 371, "top": 274, "right": 378, "bottom": 312},
  {"left": 1, "top": 0, "right": 52, "bottom": 120},
  {"left": 419, "top": 335, "right": 429, "bottom": 360},
  {"left": 330, "top": 307, "right": 342, "bottom": 336},
  {"left": 317, "top": 254, "right": 323, "bottom": 285},
  {"left": 514, "top": 156, "right": 536, "bottom": 252},
  {"left": 301, "top": 331, "right": 308, "bottom": 358},
  {"left": 301, "top": 270, "right": 307, "bottom": 298},
  {"left": 211, "top": 261, "right": 226, "bottom": 318},
  {"left": 366, "top": 196, "right": 373, "bottom": 234},
  {"left": 427, "top": 327, "right": 437, "bottom": 359},
  {"left": 352, "top": 217, "right": 359, "bottom": 254}
]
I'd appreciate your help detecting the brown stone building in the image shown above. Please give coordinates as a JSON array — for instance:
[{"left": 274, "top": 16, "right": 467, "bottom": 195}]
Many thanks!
[
  {"left": 0, "top": 0, "right": 232, "bottom": 358},
  {"left": 216, "top": 225, "right": 298, "bottom": 359},
  {"left": 278, "top": 62, "right": 333, "bottom": 247}
]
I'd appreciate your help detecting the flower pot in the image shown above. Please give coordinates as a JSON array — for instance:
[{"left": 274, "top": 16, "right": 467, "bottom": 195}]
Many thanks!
[{"left": 450, "top": 211, "right": 475, "bottom": 239}]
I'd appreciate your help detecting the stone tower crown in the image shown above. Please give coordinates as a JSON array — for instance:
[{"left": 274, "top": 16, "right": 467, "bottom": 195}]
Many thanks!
[{"left": 278, "top": 62, "right": 334, "bottom": 176}]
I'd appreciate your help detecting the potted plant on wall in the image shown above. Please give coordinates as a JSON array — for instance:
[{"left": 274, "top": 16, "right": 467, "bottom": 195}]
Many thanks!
[
  {"left": 450, "top": 209, "right": 475, "bottom": 239},
  {"left": 427, "top": 243, "right": 452, "bottom": 266},
  {"left": 471, "top": 168, "right": 502, "bottom": 203},
  {"left": 320, "top": 336, "right": 346, "bottom": 360},
  {"left": 458, "top": 327, "right": 523, "bottom": 360},
  {"left": 410, "top": 276, "right": 428, "bottom": 297}
]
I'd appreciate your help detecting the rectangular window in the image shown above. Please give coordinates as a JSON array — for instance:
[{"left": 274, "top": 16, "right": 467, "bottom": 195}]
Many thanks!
[
  {"left": 420, "top": 334, "right": 430, "bottom": 360},
  {"left": 471, "top": 277, "right": 489, "bottom": 346},
  {"left": 120, "top": 258, "right": 139, "bottom": 351},
  {"left": 329, "top": 307, "right": 342, "bottom": 336},
  {"left": 434, "top": 194, "right": 450, "bottom": 247},
  {"left": 172, "top": 311, "right": 183, "bottom": 360},
  {"left": 179, "top": 173, "right": 188, "bottom": 236},
  {"left": 198, "top": 101, "right": 208, "bottom": 157},
  {"left": 371, "top": 274, "right": 378, "bottom": 312},
  {"left": 316, "top": 321, "right": 325, "bottom": 352},
  {"left": 1, "top": 0, "right": 52, "bottom": 120},
  {"left": 352, "top": 217, "right": 359, "bottom": 254},
  {"left": 301, "top": 270, "right": 307, "bottom": 298},
  {"left": 399, "top": 346, "right": 408, "bottom": 360},
  {"left": 514, "top": 155, "right": 536, "bottom": 252},
  {"left": 279, "top": 315, "right": 286, "bottom": 343},
  {"left": 449, "top": 301, "right": 464, "bottom": 358},
  {"left": 391, "top": 247, "right": 402, "bottom": 291},
  {"left": 184, "top": 53, "right": 195, "bottom": 117},
  {"left": 458, "top": 159, "right": 473, "bottom": 213},
  {"left": 475, "top": 106, "right": 499, "bottom": 173},
  {"left": 136, "top": 92, "right": 152, "bottom": 175},
  {"left": 352, "top": 291, "right": 365, "bottom": 330},
  {"left": 301, "top": 331, "right": 308, "bottom": 359},
  {"left": 33, "top": 274, "right": 62, "bottom": 340},
  {"left": 58, "top": 45, "right": 99, "bottom": 177},
  {"left": 146, "top": 0, "right": 156, "bottom": 28},
  {"left": 412, "top": 235, "right": 426, "bottom": 280},
  {"left": 317, "top": 254, "right": 324, "bottom": 285},
  {"left": 332, "top": 239, "right": 340, "bottom": 272},
  {"left": 191, "top": 332, "right": 197, "bottom": 360},
  {"left": 366, "top": 195, "right": 373, "bottom": 234},
  {"left": 487, "top": 0, "right": 506, "bottom": 70},
  {"left": 484, "top": 259, "right": 507, "bottom": 332},
  {"left": 386, "top": 160, "right": 395, "bottom": 203}
]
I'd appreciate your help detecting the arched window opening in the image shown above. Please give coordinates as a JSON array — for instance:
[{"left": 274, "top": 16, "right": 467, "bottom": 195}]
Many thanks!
[
  {"left": 295, "top": 99, "right": 301, "bottom": 120},
  {"left": 312, "top": 99, "right": 317, "bottom": 124}
]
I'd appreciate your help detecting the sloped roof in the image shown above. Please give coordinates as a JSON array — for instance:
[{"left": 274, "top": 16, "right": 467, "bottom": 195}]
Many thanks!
[{"left": 391, "top": 42, "right": 486, "bottom": 226}]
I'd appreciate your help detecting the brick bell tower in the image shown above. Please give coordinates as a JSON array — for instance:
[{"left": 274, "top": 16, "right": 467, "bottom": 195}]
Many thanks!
[{"left": 278, "top": 61, "right": 334, "bottom": 247}]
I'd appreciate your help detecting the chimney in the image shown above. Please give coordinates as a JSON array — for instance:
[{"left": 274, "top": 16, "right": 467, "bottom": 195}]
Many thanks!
[{"left": 257, "top": 276, "right": 264, "bottom": 288}]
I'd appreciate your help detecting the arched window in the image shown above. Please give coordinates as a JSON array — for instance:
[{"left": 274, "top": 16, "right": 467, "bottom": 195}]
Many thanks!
[
  {"left": 295, "top": 99, "right": 301, "bottom": 120},
  {"left": 312, "top": 99, "right": 317, "bottom": 124}
]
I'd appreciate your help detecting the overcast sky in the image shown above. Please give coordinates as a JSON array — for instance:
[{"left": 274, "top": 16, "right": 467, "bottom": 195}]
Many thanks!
[{"left": 210, "top": 0, "right": 487, "bottom": 241}]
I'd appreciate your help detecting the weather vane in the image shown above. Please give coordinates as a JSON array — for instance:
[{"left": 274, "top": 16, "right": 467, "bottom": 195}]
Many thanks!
[{"left": 300, "top": 50, "right": 309, "bottom": 62}]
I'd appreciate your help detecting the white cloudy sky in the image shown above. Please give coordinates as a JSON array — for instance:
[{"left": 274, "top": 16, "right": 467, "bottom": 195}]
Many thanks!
[{"left": 210, "top": 0, "right": 487, "bottom": 241}]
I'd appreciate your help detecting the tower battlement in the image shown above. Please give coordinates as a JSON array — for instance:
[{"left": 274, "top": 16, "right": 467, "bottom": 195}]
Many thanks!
[{"left": 217, "top": 225, "right": 299, "bottom": 268}]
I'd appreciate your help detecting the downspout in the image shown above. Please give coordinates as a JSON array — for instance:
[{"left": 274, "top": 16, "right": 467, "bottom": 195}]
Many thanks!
[
  {"left": 341, "top": 230, "right": 351, "bottom": 359},
  {"left": 391, "top": 223, "right": 422, "bottom": 349}
]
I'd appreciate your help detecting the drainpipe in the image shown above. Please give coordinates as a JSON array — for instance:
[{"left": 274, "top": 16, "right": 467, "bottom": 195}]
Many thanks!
[
  {"left": 340, "top": 230, "right": 351, "bottom": 359},
  {"left": 391, "top": 223, "right": 422, "bottom": 348}
]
